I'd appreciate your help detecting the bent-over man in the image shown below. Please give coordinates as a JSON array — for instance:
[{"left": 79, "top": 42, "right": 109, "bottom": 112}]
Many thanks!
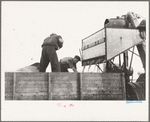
[
  {"left": 60, "top": 55, "right": 81, "bottom": 72},
  {"left": 39, "top": 33, "right": 64, "bottom": 72}
]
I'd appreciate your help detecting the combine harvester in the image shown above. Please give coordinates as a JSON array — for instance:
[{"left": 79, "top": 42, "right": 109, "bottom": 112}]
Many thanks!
[{"left": 5, "top": 12, "right": 146, "bottom": 100}]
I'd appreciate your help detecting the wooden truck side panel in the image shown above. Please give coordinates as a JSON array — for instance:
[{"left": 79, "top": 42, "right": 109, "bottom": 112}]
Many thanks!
[{"left": 5, "top": 72, "right": 126, "bottom": 100}]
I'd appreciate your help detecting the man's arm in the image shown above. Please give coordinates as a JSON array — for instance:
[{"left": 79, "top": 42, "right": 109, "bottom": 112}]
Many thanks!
[
  {"left": 68, "top": 59, "right": 78, "bottom": 72},
  {"left": 71, "top": 67, "right": 78, "bottom": 72},
  {"left": 58, "top": 37, "right": 64, "bottom": 49}
]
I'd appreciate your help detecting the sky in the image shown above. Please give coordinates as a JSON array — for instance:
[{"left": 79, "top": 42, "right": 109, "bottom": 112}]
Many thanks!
[
  {"left": 2, "top": 1, "right": 148, "bottom": 76},
  {"left": 1, "top": 1, "right": 149, "bottom": 121}
]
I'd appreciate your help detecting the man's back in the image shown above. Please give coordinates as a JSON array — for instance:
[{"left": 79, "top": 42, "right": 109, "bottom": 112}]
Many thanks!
[
  {"left": 60, "top": 57, "right": 76, "bottom": 69},
  {"left": 42, "top": 34, "right": 63, "bottom": 50}
]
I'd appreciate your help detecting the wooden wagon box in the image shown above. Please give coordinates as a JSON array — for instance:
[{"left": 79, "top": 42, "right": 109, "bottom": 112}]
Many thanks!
[{"left": 5, "top": 72, "right": 126, "bottom": 100}]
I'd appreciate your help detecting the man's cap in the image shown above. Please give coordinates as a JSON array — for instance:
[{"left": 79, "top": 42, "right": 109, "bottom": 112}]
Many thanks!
[{"left": 74, "top": 55, "right": 81, "bottom": 61}]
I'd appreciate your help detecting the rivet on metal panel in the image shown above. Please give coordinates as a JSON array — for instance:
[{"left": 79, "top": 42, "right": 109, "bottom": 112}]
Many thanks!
[{"left": 120, "top": 37, "right": 122, "bottom": 45}]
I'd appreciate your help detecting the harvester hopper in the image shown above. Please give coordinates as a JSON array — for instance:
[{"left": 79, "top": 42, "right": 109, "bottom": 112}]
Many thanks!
[{"left": 81, "top": 12, "right": 146, "bottom": 100}]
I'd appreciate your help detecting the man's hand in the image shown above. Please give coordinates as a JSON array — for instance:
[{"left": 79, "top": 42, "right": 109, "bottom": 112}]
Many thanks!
[
  {"left": 59, "top": 38, "right": 64, "bottom": 43},
  {"left": 72, "top": 67, "right": 78, "bottom": 72}
]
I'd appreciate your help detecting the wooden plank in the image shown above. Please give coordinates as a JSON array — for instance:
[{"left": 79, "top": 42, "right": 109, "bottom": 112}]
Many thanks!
[
  {"left": 48, "top": 73, "right": 52, "bottom": 100},
  {"left": 82, "top": 94, "right": 103, "bottom": 100},
  {"left": 52, "top": 89, "right": 77, "bottom": 94},
  {"left": 5, "top": 72, "right": 14, "bottom": 77},
  {"left": 81, "top": 79, "right": 121, "bottom": 83},
  {"left": 13, "top": 73, "right": 16, "bottom": 100},
  {"left": 5, "top": 88, "right": 13, "bottom": 93},
  {"left": 82, "top": 83, "right": 102, "bottom": 88},
  {"left": 52, "top": 81, "right": 77, "bottom": 85},
  {"left": 5, "top": 83, "right": 13, "bottom": 89},
  {"left": 53, "top": 83, "right": 77, "bottom": 88},
  {"left": 81, "top": 90, "right": 122, "bottom": 95},
  {"left": 52, "top": 81, "right": 77, "bottom": 84},
  {"left": 77, "top": 73, "right": 81, "bottom": 100},
  {"left": 82, "top": 92, "right": 123, "bottom": 95},
  {"left": 52, "top": 94, "right": 78, "bottom": 100},
  {"left": 16, "top": 77, "right": 48, "bottom": 81},
  {"left": 120, "top": 74, "right": 126, "bottom": 100},
  {"left": 52, "top": 89, "right": 78, "bottom": 93},
  {"left": 16, "top": 72, "right": 48, "bottom": 77},
  {"left": 14, "top": 95, "right": 48, "bottom": 100},
  {"left": 104, "top": 94, "right": 123, "bottom": 100},
  {"left": 16, "top": 81, "right": 48, "bottom": 85},
  {"left": 16, "top": 92, "right": 48, "bottom": 96},
  {"left": 5, "top": 86, "right": 14, "bottom": 91},
  {"left": 16, "top": 81, "right": 48, "bottom": 87},
  {"left": 52, "top": 90, "right": 77, "bottom": 94},
  {"left": 52, "top": 87, "right": 77, "bottom": 92},
  {"left": 82, "top": 73, "right": 122, "bottom": 79},
  {"left": 82, "top": 94, "right": 123, "bottom": 100},
  {"left": 5, "top": 77, "right": 13, "bottom": 81},
  {"left": 53, "top": 88, "right": 77, "bottom": 94},
  {"left": 5, "top": 81, "right": 13, "bottom": 86},
  {"left": 81, "top": 73, "right": 122, "bottom": 81},
  {"left": 16, "top": 72, "right": 48, "bottom": 82},
  {"left": 5, "top": 93, "right": 13, "bottom": 100},
  {"left": 53, "top": 87, "right": 77, "bottom": 91},
  {"left": 52, "top": 91, "right": 77, "bottom": 95},
  {"left": 5, "top": 93, "right": 13, "bottom": 97},
  {"left": 16, "top": 82, "right": 48, "bottom": 88},
  {"left": 5, "top": 96, "right": 13, "bottom": 100},
  {"left": 105, "top": 94, "right": 123, "bottom": 100},
  {"left": 82, "top": 82, "right": 122, "bottom": 89},
  {"left": 5, "top": 73, "right": 13, "bottom": 100},
  {"left": 82, "top": 92, "right": 123, "bottom": 97},
  {"left": 15, "top": 87, "right": 48, "bottom": 93},
  {"left": 81, "top": 87, "right": 123, "bottom": 93}
]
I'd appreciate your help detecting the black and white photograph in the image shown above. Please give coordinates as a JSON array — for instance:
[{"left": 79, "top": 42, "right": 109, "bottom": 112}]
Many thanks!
[{"left": 1, "top": 1, "right": 149, "bottom": 121}]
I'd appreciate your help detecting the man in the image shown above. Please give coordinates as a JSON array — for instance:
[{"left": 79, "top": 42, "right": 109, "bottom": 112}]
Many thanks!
[
  {"left": 39, "top": 33, "right": 64, "bottom": 72},
  {"left": 60, "top": 55, "right": 81, "bottom": 72}
]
